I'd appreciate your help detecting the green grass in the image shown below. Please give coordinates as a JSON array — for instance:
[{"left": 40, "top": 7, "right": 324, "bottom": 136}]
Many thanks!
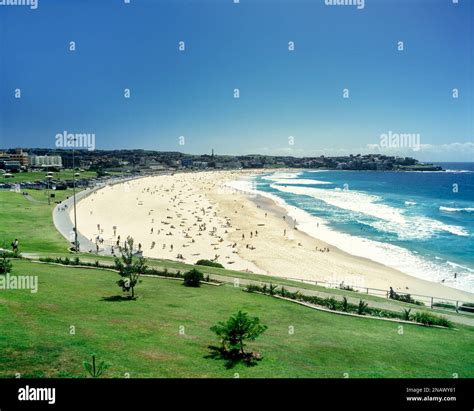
[
  {"left": 2, "top": 170, "right": 99, "bottom": 184},
  {"left": 0, "top": 191, "right": 72, "bottom": 254},
  {"left": 0, "top": 190, "right": 400, "bottom": 305},
  {"left": 1, "top": 260, "right": 473, "bottom": 378},
  {"left": 0, "top": 189, "right": 469, "bottom": 312}
]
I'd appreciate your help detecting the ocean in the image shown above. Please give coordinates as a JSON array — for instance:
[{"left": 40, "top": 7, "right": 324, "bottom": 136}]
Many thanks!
[{"left": 251, "top": 163, "right": 474, "bottom": 294}]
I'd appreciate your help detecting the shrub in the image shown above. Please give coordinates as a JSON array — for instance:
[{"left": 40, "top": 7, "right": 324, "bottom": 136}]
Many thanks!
[
  {"left": 0, "top": 251, "right": 12, "bottom": 274},
  {"left": 342, "top": 297, "right": 349, "bottom": 312},
  {"left": 432, "top": 302, "right": 457, "bottom": 310},
  {"left": 246, "top": 284, "right": 263, "bottom": 293},
  {"left": 83, "top": 354, "right": 110, "bottom": 378},
  {"left": 391, "top": 293, "right": 424, "bottom": 306},
  {"left": 210, "top": 311, "right": 267, "bottom": 358},
  {"left": 412, "top": 312, "right": 452, "bottom": 328},
  {"left": 183, "top": 268, "right": 204, "bottom": 287},
  {"left": 340, "top": 284, "right": 356, "bottom": 292},
  {"left": 195, "top": 259, "right": 224, "bottom": 269},
  {"left": 458, "top": 303, "right": 474, "bottom": 313},
  {"left": 327, "top": 297, "right": 338, "bottom": 310},
  {"left": 268, "top": 283, "right": 278, "bottom": 296},
  {"left": 402, "top": 308, "right": 411, "bottom": 321},
  {"left": 357, "top": 300, "right": 369, "bottom": 315}
]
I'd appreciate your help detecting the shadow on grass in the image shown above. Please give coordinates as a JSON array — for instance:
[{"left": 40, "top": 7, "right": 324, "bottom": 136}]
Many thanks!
[
  {"left": 205, "top": 346, "right": 262, "bottom": 369},
  {"left": 101, "top": 295, "right": 137, "bottom": 302}
]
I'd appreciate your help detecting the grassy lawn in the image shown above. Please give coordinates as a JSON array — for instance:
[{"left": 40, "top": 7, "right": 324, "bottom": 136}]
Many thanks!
[
  {"left": 0, "top": 191, "right": 71, "bottom": 254},
  {"left": 0, "top": 189, "right": 465, "bottom": 312},
  {"left": 1, "top": 260, "right": 473, "bottom": 378},
  {"left": 1, "top": 170, "right": 99, "bottom": 184}
]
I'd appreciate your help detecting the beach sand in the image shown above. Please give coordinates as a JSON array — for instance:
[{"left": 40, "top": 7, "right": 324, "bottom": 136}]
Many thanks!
[{"left": 74, "top": 170, "right": 474, "bottom": 302}]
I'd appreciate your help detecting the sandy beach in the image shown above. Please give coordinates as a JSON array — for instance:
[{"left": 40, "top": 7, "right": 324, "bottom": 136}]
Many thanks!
[{"left": 74, "top": 170, "right": 474, "bottom": 302}]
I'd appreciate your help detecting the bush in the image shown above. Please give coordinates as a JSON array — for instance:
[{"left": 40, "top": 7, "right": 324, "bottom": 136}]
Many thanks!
[
  {"left": 246, "top": 284, "right": 263, "bottom": 293},
  {"left": 0, "top": 251, "right": 12, "bottom": 274},
  {"left": 211, "top": 311, "right": 268, "bottom": 358},
  {"left": 357, "top": 300, "right": 369, "bottom": 315},
  {"left": 183, "top": 268, "right": 204, "bottom": 287},
  {"left": 342, "top": 297, "right": 349, "bottom": 312},
  {"left": 458, "top": 303, "right": 474, "bottom": 313},
  {"left": 402, "top": 308, "right": 411, "bottom": 321},
  {"left": 412, "top": 312, "right": 452, "bottom": 328},
  {"left": 433, "top": 302, "right": 457, "bottom": 310},
  {"left": 195, "top": 259, "right": 224, "bottom": 269},
  {"left": 340, "top": 284, "right": 356, "bottom": 292},
  {"left": 391, "top": 293, "right": 424, "bottom": 306},
  {"left": 327, "top": 297, "right": 338, "bottom": 310}
]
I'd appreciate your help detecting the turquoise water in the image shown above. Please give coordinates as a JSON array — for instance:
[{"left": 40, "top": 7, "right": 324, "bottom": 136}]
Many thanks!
[{"left": 254, "top": 163, "right": 474, "bottom": 293}]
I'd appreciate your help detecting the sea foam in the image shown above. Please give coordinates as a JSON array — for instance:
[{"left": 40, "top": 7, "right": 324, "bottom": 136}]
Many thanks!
[
  {"left": 270, "top": 184, "right": 468, "bottom": 238},
  {"left": 226, "top": 178, "right": 474, "bottom": 292}
]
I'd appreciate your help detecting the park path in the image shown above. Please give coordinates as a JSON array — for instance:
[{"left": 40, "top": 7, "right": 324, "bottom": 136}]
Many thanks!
[
  {"left": 207, "top": 273, "right": 474, "bottom": 327},
  {"left": 51, "top": 175, "right": 148, "bottom": 254},
  {"left": 52, "top": 188, "right": 97, "bottom": 253}
]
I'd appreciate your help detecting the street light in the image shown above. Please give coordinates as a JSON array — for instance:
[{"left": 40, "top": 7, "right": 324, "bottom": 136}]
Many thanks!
[
  {"left": 72, "top": 146, "right": 79, "bottom": 253},
  {"left": 45, "top": 175, "right": 53, "bottom": 205}
]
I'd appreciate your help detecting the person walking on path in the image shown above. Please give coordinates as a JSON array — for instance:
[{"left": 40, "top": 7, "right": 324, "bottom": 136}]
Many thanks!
[{"left": 11, "top": 239, "right": 19, "bottom": 253}]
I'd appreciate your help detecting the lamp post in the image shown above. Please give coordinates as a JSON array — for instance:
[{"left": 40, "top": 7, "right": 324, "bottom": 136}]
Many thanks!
[
  {"left": 72, "top": 147, "right": 79, "bottom": 252},
  {"left": 46, "top": 175, "right": 52, "bottom": 205}
]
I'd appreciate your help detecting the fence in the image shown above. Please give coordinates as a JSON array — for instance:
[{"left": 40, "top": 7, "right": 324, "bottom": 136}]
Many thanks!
[{"left": 281, "top": 277, "right": 474, "bottom": 313}]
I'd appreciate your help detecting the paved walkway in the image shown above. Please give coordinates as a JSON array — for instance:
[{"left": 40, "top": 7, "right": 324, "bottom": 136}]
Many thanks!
[
  {"left": 52, "top": 176, "right": 145, "bottom": 254},
  {"left": 208, "top": 274, "right": 474, "bottom": 327},
  {"left": 52, "top": 187, "right": 98, "bottom": 253}
]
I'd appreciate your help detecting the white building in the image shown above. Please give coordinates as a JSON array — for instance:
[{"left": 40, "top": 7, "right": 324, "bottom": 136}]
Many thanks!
[{"left": 29, "top": 155, "right": 63, "bottom": 168}]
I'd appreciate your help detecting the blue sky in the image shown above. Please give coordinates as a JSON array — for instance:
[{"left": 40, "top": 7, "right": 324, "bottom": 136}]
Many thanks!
[{"left": 0, "top": 0, "right": 472, "bottom": 161}]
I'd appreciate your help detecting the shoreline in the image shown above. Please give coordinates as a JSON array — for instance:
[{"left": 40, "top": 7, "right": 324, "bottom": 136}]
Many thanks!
[{"left": 71, "top": 170, "right": 474, "bottom": 303}]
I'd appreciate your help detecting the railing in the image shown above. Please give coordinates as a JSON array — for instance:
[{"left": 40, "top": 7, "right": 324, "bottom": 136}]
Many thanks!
[{"left": 281, "top": 277, "right": 474, "bottom": 313}]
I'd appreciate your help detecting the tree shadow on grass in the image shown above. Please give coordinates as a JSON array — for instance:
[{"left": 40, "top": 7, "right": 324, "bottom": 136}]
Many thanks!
[
  {"left": 101, "top": 295, "right": 137, "bottom": 302},
  {"left": 205, "top": 346, "right": 262, "bottom": 369}
]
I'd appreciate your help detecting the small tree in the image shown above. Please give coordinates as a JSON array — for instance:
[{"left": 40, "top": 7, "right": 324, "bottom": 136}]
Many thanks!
[
  {"left": 83, "top": 354, "right": 110, "bottom": 378},
  {"left": 210, "top": 311, "right": 267, "bottom": 358},
  {"left": 183, "top": 268, "right": 204, "bottom": 287},
  {"left": 0, "top": 249, "right": 12, "bottom": 275},
  {"left": 114, "top": 236, "right": 147, "bottom": 299}
]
